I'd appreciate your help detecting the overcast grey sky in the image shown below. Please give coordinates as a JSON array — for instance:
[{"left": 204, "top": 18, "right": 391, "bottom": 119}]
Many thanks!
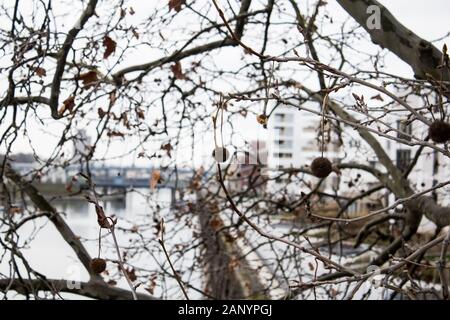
[
  {"left": 1, "top": 0, "right": 449, "bottom": 168},
  {"left": 233, "top": 0, "right": 450, "bottom": 154}
]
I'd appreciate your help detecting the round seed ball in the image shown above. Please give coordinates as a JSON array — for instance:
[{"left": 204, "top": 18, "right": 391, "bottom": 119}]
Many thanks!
[
  {"left": 212, "top": 147, "right": 229, "bottom": 163},
  {"left": 90, "top": 258, "right": 107, "bottom": 274},
  {"left": 429, "top": 121, "right": 450, "bottom": 144},
  {"left": 256, "top": 114, "right": 268, "bottom": 125},
  {"left": 310, "top": 157, "right": 332, "bottom": 178}
]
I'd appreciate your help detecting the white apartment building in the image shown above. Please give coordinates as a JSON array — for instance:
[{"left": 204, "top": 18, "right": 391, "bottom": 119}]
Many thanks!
[
  {"left": 384, "top": 118, "right": 449, "bottom": 194},
  {"left": 344, "top": 108, "right": 450, "bottom": 200},
  {"left": 267, "top": 104, "right": 342, "bottom": 192},
  {"left": 266, "top": 100, "right": 450, "bottom": 227},
  {"left": 383, "top": 114, "right": 450, "bottom": 233},
  {"left": 268, "top": 105, "right": 339, "bottom": 169}
]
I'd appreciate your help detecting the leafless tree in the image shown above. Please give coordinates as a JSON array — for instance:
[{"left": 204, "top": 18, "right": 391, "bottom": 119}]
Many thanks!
[{"left": 0, "top": 0, "right": 449, "bottom": 300}]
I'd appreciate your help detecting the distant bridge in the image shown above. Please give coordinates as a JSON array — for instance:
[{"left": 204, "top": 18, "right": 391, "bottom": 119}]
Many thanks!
[
  {"left": 11, "top": 162, "right": 196, "bottom": 190},
  {"left": 67, "top": 166, "right": 194, "bottom": 190}
]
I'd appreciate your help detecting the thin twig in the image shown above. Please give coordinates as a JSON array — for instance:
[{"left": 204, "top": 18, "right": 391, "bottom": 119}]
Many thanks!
[
  {"left": 158, "top": 219, "right": 190, "bottom": 300},
  {"left": 110, "top": 225, "right": 138, "bottom": 300},
  {"left": 80, "top": 173, "right": 138, "bottom": 300},
  {"left": 437, "top": 228, "right": 450, "bottom": 299}
]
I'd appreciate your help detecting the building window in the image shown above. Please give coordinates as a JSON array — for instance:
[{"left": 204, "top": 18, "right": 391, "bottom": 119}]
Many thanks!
[
  {"left": 274, "top": 126, "right": 293, "bottom": 136},
  {"left": 274, "top": 113, "right": 293, "bottom": 123},
  {"left": 276, "top": 140, "right": 293, "bottom": 149},
  {"left": 275, "top": 114, "right": 285, "bottom": 123},
  {"left": 273, "top": 152, "right": 293, "bottom": 158},
  {"left": 397, "top": 121, "right": 412, "bottom": 141},
  {"left": 396, "top": 149, "right": 411, "bottom": 172}
]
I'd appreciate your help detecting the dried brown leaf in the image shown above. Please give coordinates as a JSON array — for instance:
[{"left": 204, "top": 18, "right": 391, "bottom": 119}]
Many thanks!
[
  {"left": 161, "top": 143, "right": 172, "bottom": 157},
  {"left": 210, "top": 216, "right": 224, "bottom": 231},
  {"left": 107, "top": 130, "right": 125, "bottom": 138},
  {"left": 136, "top": 108, "right": 145, "bottom": 119},
  {"left": 58, "top": 96, "right": 75, "bottom": 116},
  {"left": 34, "top": 67, "right": 46, "bottom": 77},
  {"left": 132, "top": 28, "right": 139, "bottom": 39},
  {"left": 78, "top": 71, "right": 98, "bottom": 88},
  {"left": 125, "top": 267, "right": 137, "bottom": 282},
  {"left": 171, "top": 61, "right": 186, "bottom": 80},
  {"left": 103, "top": 36, "right": 117, "bottom": 59},
  {"left": 370, "top": 94, "right": 384, "bottom": 101},
  {"left": 168, "top": 0, "right": 185, "bottom": 12},
  {"left": 98, "top": 107, "right": 107, "bottom": 118},
  {"left": 150, "top": 170, "right": 161, "bottom": 190}
]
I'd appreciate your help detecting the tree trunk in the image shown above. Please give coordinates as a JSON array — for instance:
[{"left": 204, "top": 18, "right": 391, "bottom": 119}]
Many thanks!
[{"left": 196, "top": 191, "right": 267, "bottom": 299}]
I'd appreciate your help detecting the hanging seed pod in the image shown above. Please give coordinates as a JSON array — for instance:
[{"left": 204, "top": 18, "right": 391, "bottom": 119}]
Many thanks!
[
  {"left": 429, "top": 121, "right": 450, "bottom": 144},
  {"left": 256, "top": 114, "right": 268, "bottom": 125},
  {"left": 90, "top": 258, "right": 107, "bottom": 274},
  {"left": 212, "top": 147, "right": 229, "bottom": 163},
  {"left": 311, "top": 157, "right": 332, "bottom": 178}
]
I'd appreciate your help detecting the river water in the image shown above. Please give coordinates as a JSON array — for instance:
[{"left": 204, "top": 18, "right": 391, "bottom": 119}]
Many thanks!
[
  {"left": 1, "top": 188, "right": 402, "bottom": 300},
  {"left": 1, "top": 188, "right": 203, "bottom": 299}
]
